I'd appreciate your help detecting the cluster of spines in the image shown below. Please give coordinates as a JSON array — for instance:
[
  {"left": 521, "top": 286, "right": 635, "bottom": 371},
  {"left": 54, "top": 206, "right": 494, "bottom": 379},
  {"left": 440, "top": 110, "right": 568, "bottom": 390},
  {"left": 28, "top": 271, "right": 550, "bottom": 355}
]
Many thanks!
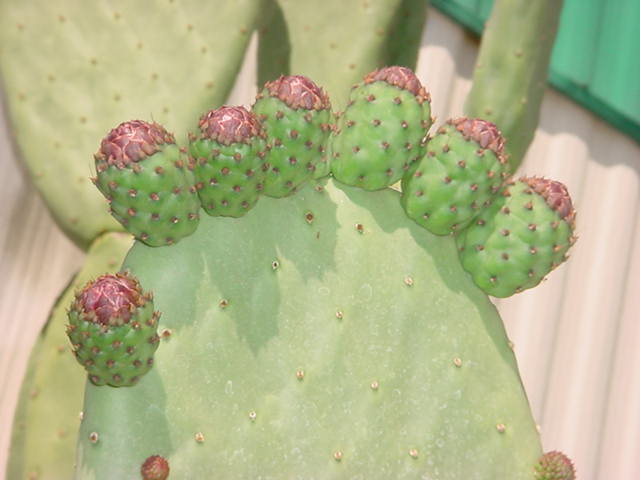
[
  {"left": 66, "top": 272, "right": 160, "bottom": 387},
  {"left": 189, "top": 106, "right": 268, "bottom": 217},
  {"left": 252, "top": 75, "right": 333, "bottom": 195},
  {"left": 401, "top": 117, "right": 509, "bottom": 235},
  {"left": 329, "top": 66, "right": 433, "bottom": 190}
]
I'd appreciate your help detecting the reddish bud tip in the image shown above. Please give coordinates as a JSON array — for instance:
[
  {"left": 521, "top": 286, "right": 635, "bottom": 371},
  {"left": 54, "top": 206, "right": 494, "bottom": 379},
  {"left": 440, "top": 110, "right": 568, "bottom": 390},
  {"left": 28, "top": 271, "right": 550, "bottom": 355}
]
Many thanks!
[
  {"left": 198, "top": 106, "right": 264, "bottom": 145},
  {"left": 96, "top": 121, "right": 174, "bottom": 168},
  {"left": 523, "top": 177, "right": 576, "bottom": 227},
  {"left": 77, "top": 273, "right": 144, "bottom": 326},
  {"left": 141, "top": 455, "right": 170, "bottom": 480},
  {"left": 364, "top": 66, "right": 430, "bottom": 103},
  {"left": 264, "top": 75, "right": 331, "bottom": 111},
  {"left": 450, "top": 117, "right": 506, "bottom": 161},
  {"left": 535, "top": 451, "right": 576, "bottom": 480}
]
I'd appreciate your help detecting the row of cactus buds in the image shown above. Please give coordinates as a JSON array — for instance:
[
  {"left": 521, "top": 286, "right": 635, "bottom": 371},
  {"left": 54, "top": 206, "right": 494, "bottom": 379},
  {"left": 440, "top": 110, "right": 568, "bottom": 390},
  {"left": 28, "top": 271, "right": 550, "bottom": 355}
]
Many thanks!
[
  {"left": 93, "top": 75, "right": 334, "bottom": 246},
  {"left": 66, "top": 272, "right": 160, "bottom": 387}
]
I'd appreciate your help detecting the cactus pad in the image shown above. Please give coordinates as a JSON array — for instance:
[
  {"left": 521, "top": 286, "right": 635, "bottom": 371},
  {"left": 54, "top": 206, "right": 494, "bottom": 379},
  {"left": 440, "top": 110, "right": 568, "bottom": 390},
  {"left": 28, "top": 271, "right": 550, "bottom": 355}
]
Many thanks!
[
  {"left": 457, "top": 177, "right": 577, "bottom": 297},
  {"left": 75, "top": 179, "right": 542, "bottom": 478},
  {"left": 330, "top": 66, "right": 432, "bottom": 190},
  {"left": 402, "top": 118, "right": 509, "bottom": 235},
  {"left": 66, "top": 272, "right": 161, "bottom": 387},
  {"left": 253, "top": 75, "right": 333, "bottom": 191},
  {"left": 189, "top": 106, "right": 268, "bottom": 217}
]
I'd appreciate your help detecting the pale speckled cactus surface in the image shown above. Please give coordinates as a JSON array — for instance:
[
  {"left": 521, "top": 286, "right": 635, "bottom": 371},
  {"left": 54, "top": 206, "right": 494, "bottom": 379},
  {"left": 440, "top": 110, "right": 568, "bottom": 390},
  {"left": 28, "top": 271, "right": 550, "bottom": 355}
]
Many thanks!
[
  {"left": 0, "top": 0, "right": 262, "bottom": 248},
  {"left": 76, "top": 179, "right": 543, "bottom": 479}
]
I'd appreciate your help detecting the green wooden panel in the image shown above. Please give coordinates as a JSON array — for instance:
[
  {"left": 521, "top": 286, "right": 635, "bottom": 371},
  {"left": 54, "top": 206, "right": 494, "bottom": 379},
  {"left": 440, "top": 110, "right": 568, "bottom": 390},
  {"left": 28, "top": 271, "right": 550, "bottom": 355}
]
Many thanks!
[
  {"left": 550, "top": 0, "right": 603, "bottom": 88},
  {"left": 431, "top": 0, "right": 640, "bottom": 142},
  {"left": 590, "top": 0, "right": 640, "bottom": 122}
]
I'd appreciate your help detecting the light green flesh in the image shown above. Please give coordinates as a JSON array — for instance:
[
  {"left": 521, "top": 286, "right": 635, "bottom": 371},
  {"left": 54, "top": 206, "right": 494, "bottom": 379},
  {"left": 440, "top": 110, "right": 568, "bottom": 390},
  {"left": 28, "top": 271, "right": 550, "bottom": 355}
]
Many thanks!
[
  {"left": 7, "top": 232, "right": 132, "bottom": 480},
  {"left": 76, "top": 180, "right": 541, "bottom": 479}
]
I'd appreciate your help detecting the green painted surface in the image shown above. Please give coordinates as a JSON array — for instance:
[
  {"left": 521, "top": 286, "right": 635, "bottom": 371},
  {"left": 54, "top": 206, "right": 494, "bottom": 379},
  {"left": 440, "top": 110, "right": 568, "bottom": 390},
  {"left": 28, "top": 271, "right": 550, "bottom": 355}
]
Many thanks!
[{"left": 432, "top": 0, "right": 640, "bottom": 142}]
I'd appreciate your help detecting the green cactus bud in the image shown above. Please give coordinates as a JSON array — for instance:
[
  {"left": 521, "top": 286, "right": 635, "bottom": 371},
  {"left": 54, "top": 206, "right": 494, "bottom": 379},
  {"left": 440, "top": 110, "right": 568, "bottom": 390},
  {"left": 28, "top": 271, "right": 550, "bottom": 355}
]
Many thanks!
[
  {"left": 253, "top": 75, "right": 333, "bottom": 192},
  {"left": 141, "top": 455, "right": 170, "bottom": 480},
  {"left": 330, "top": 66, "right": 432, "bottom": 190},
  {"left": 189, "top": 106, "right": 268, "bottom": 217},
  {"left": 66, "top": 272, "right": 161, "bottom": 387},
  {"left": 457, "top": 176, "right": 577, "bottom": 297},
  {"left": 94, "top": 120, "right": 201, "bottom": 247},
  {"left": 402, "top": 117, "right": 509, "bottom": 235},
  {"left": 534, "top": 451, "right": 576, "bottom": 480}
]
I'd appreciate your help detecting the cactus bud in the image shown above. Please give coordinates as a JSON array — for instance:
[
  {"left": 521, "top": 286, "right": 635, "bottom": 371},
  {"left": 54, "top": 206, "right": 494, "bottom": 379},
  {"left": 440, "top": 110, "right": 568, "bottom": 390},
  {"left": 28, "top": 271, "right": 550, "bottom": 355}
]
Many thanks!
[
  {"left": 534, "top": 451, "right": 576, "bottom": 480},
  {"left": 141, "top": 455, "right": 170, "bottom": 480},
  {"left": 67, "top": 272, "right": 161, "bottom": 387}
]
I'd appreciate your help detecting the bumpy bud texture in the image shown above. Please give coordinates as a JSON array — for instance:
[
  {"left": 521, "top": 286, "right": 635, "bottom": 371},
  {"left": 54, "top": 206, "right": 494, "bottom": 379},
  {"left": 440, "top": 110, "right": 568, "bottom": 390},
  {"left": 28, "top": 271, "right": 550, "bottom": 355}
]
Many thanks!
[
  {"left": 190, "top": 106, "right": 268, "bottom": 217},
  {"left": 253, "top": 75, "right": 333, "bottom": 196},
  {"left": 141, "top": 455, "right": 170, "bottom": 480},
  {"left": 67, "top": 272, "right": 161, "bottom": 387},
  {"left": 535, "top": 451, "right": 576, "bottom": 480}
]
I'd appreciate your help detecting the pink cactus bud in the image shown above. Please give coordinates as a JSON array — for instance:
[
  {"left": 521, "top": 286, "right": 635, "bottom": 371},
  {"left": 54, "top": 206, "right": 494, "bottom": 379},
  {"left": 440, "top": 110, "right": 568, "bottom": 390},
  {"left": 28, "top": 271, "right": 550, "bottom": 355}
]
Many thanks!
[
  {"left": 523, "top": 177, "right": 576, "bottom": 225},
  {"left": 96, "top": 120, "right": 174, "bottom": 169},
  {"left": 535, "top": 450, "right": 576, "bottom": 480},
  {"left": 198, "top": 106, "right": 265, "bottom": 145},
  {"left": 263, "top": 75, "right": 331, "bottom": 111},
  {"left": 450, "top": 117, "right": 506, "bottom": 163},
  {"left": 364, "top": 66, "right": 430, "bottom": 103},
  {"left": 77, "top": 273, "right": 144, "bottom": 326},
  {"left": 141, "top": 455, "right": 170, "bottom": 480}
]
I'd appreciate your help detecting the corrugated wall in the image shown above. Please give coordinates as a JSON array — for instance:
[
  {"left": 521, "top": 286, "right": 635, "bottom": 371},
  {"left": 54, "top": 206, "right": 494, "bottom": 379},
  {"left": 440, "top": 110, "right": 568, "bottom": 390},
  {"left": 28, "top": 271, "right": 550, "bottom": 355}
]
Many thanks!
[{"left": 1, "top": 9, "right": 638, "bottom": 479}]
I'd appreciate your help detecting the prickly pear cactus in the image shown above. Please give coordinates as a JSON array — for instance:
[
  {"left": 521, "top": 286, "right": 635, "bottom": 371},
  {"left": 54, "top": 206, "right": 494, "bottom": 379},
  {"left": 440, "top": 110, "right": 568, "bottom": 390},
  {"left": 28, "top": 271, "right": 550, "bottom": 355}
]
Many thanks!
[
  {"left": 75, "top": 178, "right": 543, "bottom": 479},
  {"left": 66, "top": 61, "right": 579, "bottom": 477}
]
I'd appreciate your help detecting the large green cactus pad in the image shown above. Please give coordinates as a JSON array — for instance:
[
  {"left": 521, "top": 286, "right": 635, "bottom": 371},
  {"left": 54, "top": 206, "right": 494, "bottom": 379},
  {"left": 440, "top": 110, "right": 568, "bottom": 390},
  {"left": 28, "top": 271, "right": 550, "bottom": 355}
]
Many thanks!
[
  {"left": 76, "top": 180, "right": 541, "bottom": 479},
  {"left": 0, "top": 0, "right": 261, "bottom": 248},
  {"left": 7, "top": 232, "right": 132, "bottom": 480},
  {"left": 259, "top": 0, "right": 428, "bottom": 109}
]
